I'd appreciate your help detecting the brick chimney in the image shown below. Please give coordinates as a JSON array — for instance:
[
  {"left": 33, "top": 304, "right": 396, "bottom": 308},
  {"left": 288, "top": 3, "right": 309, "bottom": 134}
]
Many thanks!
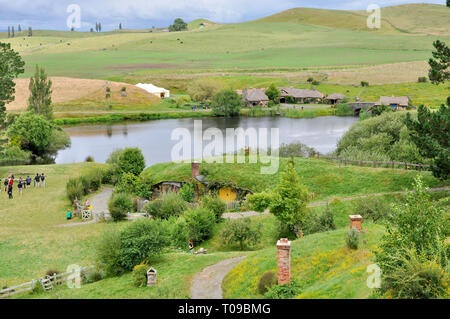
[
  {"left": 191, "top": 161, "right": 200, "bottom": 178},
  {"left": 277, "top": 238, "right": 291, "bottom": 285},
  {"left": 349, "top": 215, "right": 363, "bottom": 231}
]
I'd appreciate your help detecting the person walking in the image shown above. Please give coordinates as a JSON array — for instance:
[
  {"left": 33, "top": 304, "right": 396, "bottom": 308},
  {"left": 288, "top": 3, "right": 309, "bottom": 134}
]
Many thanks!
[
  {"left": 17, "top": 177, "right": 23, "bottom": 196},
  {"left": 189, "top": 239, "right": 194, "bottom": 254},
  {"left": 26, "top": 176, "right": 31, "bottom": 189},
  {"left": 40, "top": 173, "right": 46, "bottom": 188},
  {"left": 7, "top": 183, "right": 13, "bottom": 199},
  {"left": 3, "top": 178, "right": 7, "bottom": 192},
  {"left": 34, "top": 173, "right": 40, "bottom": 188}
]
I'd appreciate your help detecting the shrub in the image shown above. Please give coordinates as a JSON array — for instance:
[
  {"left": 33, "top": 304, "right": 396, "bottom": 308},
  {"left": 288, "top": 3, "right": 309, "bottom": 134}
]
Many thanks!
[
  {"left": 335, "top": 103, "right": 353, "bottom": 116},
  {"left": 117, "top": 147, "right": 146, "bottom": 176},
  {"left": 115, "top": 172, "right": 138, "bottom": 194},
  {"left": 144, "top": 192, "right": 187, "bottom": 220},
  {"left": 89, "top": 170, "right": 103, "bottom": 192},
  {"left": 311, "top": 80, "right": 320, "bottom": 86},
  {"left": 278, "top": 142, "right": 316, "bottom": 158},
  {"left": 81, "top": 268, "right": 103, "bottom": 284},
  {"left": 258, "top": 271, "right": 276, "bottom": 295},
  {"left": 167, "top": 216, "right": 189, "bottom": 250},
  {"left": 66, "top": 178, "right": 83, "bottom": 202},
  {"left": 201, "top": 196, "right": 227, "bottom": 221},
  {"left": 85, "top": 155, "right": 94, "bottom": 162},
  {"left": 305, "top": 205, "right": 336, "bottom": 234},
  {"left": 119, "top": 219, "right": 169, "bottom": 271},
  {"left": 380, "top": 249, "right": 449, "bottom": 299},
  {"left": 264, "top": 280, "right": 302, "bottom": 299},
  {"left": 132, "top": 262, "right": 149, "bottom": 287},
  {"left": 247, "top": 191, "right": 272, "bottom": 212},
  {"left": 184, "top": 207, "right": 216, "bottom": 243},
  {"left": 108, "top": 192, "right": 133, "bottom": 221},
  {"left": 221, "top": 218, "right": 262, "bottom": 250},
  {"left": 106, "top": 149, "right": 125, "bottom": 166},
  {"left": 354, "top": 197, "right": 392, "bottom": 223},
  {"left": 79, "top": 176, "right": 90, "bottom": 195},
  {"left": 135, "top": 175, "right": 153, "bottom": 199},
  {"left": 179, "top": 182, "right": 195, "bottom": 203},
  {"left": 361, "top": 81, "right": 369, "bottom": 87},
  {"left": 418, "top": 76, "right": 428, "bottom": 83},
  {"left": 346, "top": 228, "right": 360, "bottom": 250},
  {"left": 45, "top": 269, "right": 60, "bottom": 278},
  {"left": 97, "top": 231, "right": 124, "bottom": 277}
]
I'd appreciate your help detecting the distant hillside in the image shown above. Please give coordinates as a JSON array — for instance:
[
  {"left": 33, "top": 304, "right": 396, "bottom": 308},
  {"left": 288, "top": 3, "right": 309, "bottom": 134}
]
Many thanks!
[
  {"left": 259, "top": 4, "right": 450, "bottom": 35},
  {"left": 188, "top": 19, "right": 218, "bottom": 30}
]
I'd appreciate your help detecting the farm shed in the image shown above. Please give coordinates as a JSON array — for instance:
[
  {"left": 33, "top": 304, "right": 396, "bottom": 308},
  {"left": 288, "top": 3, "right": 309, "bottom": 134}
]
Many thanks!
[
  {"left": 136, "top": 83, "right": 170, "bottom": 98},
  {"left": 374, "top": 96, "right": 410, "bottom": 110},
  {"left": 279, "top": 87, "right": 324, "bottom": 104},
  {"left": 242, "top": 88, "right": 269, "bottom": 107},
  {"left": 326, "top": 93, "right": 345, "bottom": 105}
]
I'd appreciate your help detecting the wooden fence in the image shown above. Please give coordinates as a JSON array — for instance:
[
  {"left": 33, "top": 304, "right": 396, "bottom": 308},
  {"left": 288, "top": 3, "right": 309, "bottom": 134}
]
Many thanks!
[
  {"left": 314, "top": 154, "right": 432, "bottom": 171},
  {"left": 0, "top": 266, "right": 92, "bottom": 298}
]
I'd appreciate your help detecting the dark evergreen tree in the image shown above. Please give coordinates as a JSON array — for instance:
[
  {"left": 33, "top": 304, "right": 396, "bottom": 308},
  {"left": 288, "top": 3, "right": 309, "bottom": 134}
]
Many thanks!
[
  {"left": 0, "top": 43, "right": 25, "bottom": 126},
  {"left": 27, "top": 65, "right": 53, "bottom": 120},
  {"left": 119, "top": 23, "right": 122, "bottom": 30},
  {"left": 428, "top": 40, "right": 450, "bottom": 84},
  {"left": 28, "top": 27, "right": 32, "bottom": 37},
  {"left": 99, "top": 23, "right": 102, "bottom": 32},
  {"left": 11, "top": 26, "right": 14, "bottom": 38},
  {"left": 7, "top": 26, "right": 10, "bottom": 38},
  {"left": 405, "top": 99, "right": 449, "bottom": 180},
  {"left": 18, "top": 24, "right": 21, "bottom": 32}
]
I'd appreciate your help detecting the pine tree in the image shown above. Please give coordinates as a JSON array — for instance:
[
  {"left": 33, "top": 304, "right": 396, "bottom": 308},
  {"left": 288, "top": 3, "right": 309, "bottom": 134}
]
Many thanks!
[
  {"left": 27, "top": 65, "right": 53, "bottom": 119},
  {"left": 99, "top": 23, "right": 102, "bottom": 32},
  {"left": 269, "top": 160, "right": 309, "bottom": 233},
  {"left": 28, "top": 27, "right": 32, "bottom": 37},
  {"left": 447, "top": 0, "right": 450, "bottom": 7},
  {"left": 11, "top": 26, "right": 14, "bottom": 38},
  {"left": 7, "top": 26, "right": 10, "bottom": 38},
  {"left": 119, "top": 23, "right": 122, "bottom": 30},
  {"left": 428, "top": 40, "right": 450, "bottom": 84},
  {"left": 95, "top": 22, "right": 98, "bottom": 32},
  {"left": 18, "top": 24, "right": 21, "bottom": 32}
]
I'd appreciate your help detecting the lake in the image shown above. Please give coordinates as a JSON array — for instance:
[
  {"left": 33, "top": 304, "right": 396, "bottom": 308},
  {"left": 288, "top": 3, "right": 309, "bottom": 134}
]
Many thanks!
[{"left": 55, "top": 116, "right": 359, "bottom": 166}]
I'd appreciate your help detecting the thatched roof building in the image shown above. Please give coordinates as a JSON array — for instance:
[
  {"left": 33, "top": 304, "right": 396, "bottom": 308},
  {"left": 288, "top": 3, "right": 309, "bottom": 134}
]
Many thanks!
[
  {"left": 279, "top": 87, "right": 324, "bottom": 103},
  {"left": 242, "top": 88, "right": 269, "bottom": 107},
  {"left": 375, "top": 96, "right": 410, "bottom": 108},
  {"left": 326, "top": 93, "right": 345, "bottom": 104}
]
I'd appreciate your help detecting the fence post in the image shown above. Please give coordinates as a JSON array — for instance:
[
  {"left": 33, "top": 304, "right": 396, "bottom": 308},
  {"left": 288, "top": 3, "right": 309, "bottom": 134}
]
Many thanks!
[
  {"left": 404, "top": 162, "right": 407, "bottom": 170},
  {"left": 373, "top": 161, "right": 376, "bottom": 168},
  {"left": 392, "top": 161, "right": 394, "bottom": 169},
  {"left": 360, "top": 160, "right": 363, "bottom": 167}
]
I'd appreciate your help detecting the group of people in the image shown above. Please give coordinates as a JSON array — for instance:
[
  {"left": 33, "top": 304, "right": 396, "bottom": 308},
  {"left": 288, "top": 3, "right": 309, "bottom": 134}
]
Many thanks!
[{"left": 3, "top": 173, "right": 46, "bottom": 199}]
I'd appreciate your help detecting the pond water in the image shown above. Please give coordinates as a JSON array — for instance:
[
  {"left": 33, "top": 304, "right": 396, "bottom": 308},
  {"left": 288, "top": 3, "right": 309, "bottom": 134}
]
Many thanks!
[{"left": 55, "top": 116, "right": 359, "bottom": 166}]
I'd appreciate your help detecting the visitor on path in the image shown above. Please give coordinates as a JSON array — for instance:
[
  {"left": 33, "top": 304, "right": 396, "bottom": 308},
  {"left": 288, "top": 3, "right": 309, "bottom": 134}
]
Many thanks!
[
  {"left": 7, "top": 184, "right": 13, "bottom": 199},
  {"left": 17, "top": 177, "right": 23, "bottom": 196},
  {"left": 66, "top": 209, "right": 72, "bottom": 220},
  {"left": 8, "top": 176, "right": 13, "bottom": 187},
  {"left": 26, "top": 176, "right": 31, "bottom": 189},
  {"left": 40, "top": 173, "right": 46, "bottom": 188},
  {"left": 189, "top": 239, "right": 194, "bottom": 254},
  {"left": 3, "top": 178, "right": 8, "bottom": 192},
  {"left": 34, "top": 173, "right": 40, "bottom": 188}
]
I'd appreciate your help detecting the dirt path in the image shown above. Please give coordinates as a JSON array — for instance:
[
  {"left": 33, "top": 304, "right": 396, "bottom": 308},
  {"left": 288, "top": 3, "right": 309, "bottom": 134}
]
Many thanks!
[
  {"left": 55, "top": 187, "right": 113, "bottom": 227},
  {"left": 190, "top": 256, "right": 247, "bottom": 299}
]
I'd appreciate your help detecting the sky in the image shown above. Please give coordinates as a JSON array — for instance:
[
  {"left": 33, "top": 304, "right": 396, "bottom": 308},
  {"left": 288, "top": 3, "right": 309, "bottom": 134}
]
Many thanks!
[{"left": 0, "top": 0, "right": 445, "bottom": 31}]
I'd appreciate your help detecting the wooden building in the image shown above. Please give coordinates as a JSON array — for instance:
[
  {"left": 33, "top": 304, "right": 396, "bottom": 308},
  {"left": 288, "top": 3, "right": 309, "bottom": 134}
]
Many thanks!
[
  {"left": 326, "top": 93, "right": 345, "bottom": 105},
  {"left": 279, "top": 87, "right": 324, "bottom": 104},
  {"left": 374, "top": 96, "right": 410, "bottom": 110}
]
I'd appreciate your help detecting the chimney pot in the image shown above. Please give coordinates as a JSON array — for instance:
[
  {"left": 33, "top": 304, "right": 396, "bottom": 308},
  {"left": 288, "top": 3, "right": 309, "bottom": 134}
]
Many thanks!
[{"left": 191, "top": 162, "right": 200, "bottom": 178}]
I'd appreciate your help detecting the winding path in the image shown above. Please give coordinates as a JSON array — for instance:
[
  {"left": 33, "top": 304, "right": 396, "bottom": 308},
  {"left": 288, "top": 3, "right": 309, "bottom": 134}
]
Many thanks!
[
  {"left": 190, "top": 256, "right": 247, "bottom": 299},
  {"left": 56, "top": 187, "right": 113, "bottom": 227}
]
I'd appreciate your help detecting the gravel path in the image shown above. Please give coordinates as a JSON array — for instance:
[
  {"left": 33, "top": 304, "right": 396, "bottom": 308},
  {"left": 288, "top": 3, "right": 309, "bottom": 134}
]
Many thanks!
[
  {"left": 56, "top": 187, "right": 113, "bottom": 227},
  {"left": 190, "top": 256, "right": 247, "bottom": 299}
]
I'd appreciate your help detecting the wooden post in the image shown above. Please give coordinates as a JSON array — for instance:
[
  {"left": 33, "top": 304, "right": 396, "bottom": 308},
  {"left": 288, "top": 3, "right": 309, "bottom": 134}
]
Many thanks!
[
  {"left": 373, "top": 161, "right": 376, "bottom": 168},
  {"left": 344, "top": 160, "right": 347, "bottom": 166},
  {"left": 404, "top": 162, "right": 407, "bottom": 170},
  {"left": 392, "top": 161, "right": 395, "bottom": 169},
  {"left": 360, "top": 160, "right": 363, "bottom": 167}
]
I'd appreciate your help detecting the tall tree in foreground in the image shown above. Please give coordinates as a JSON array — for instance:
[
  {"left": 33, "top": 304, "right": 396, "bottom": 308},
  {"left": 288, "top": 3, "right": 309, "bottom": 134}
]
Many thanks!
[
  {"left": 0, "top": 43, "right": 25, "bottom": 127},
  {"left": 28, "top": 65, "right": 53, "bottom": 119},
  {"left": 269, "top": 160, "right": 309, "bottom": 235},
  {"left": 265, "top": 83, "right": 281, "bottom": 103},
  {"left": 405, "top": 99, "right": 449, "bottom": 180},
  {"left": 428, "top": 40, "right": 449, "bottom": 84},
  {"left": 375, "top": 177, "right": 448, "bottom": 299}
]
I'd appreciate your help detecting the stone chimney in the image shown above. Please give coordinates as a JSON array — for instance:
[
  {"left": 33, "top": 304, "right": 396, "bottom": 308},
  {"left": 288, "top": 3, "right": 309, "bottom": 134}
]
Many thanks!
[
  {"left": 277, "top": 238, "right": 291, "bottom": 285},
  {"left": 349, "top": 215, "right": 363, "bottom": 231},
  {"left": 191, "top": 161, "right": 200, "bottom": 178}
]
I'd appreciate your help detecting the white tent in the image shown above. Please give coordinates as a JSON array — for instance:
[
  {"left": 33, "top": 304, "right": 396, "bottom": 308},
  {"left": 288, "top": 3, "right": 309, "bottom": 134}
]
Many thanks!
[{"left": 136, "top": 83, "right": 170, "bottom": 98}]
